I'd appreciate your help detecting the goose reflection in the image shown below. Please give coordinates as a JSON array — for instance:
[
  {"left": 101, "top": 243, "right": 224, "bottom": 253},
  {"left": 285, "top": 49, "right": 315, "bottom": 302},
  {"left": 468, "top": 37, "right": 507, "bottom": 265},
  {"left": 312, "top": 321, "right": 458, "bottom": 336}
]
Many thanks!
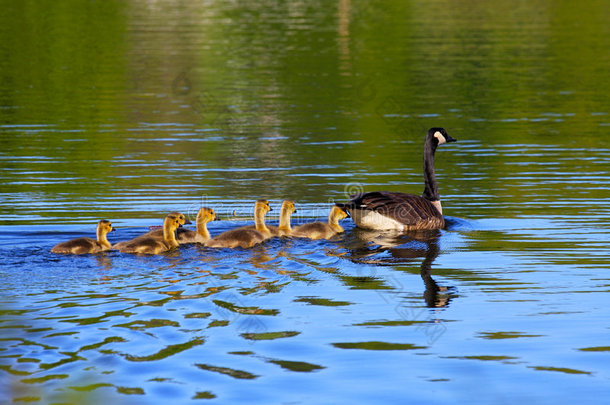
[{"left": 342, "top": 228, "right": 455, "bottom": 308}]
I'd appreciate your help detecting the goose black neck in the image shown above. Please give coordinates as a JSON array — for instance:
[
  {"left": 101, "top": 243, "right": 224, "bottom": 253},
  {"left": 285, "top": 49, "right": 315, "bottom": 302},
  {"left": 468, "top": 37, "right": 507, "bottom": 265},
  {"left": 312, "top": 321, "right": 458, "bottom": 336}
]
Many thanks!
[{"left": 422, "top": 137, "right": 439, "bottom": 201}]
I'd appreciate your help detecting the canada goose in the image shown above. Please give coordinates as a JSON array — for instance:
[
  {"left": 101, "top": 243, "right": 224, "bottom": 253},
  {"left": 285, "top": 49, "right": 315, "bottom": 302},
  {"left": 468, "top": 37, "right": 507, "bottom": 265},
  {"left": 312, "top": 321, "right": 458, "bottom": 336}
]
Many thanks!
[
  {"left": 291, "top": 205, "right": 349, "bottom": 240},
  {"left": 118, "top": 214, "right": 181, "bottom": 254},
  {"left": 205, "top": 200, "right": 272, "bottom": 249},
  {"left": 339, "top": 127, "right": 456, "bottom": 230},
  {"left": 244, "top": 200, "right": 296, "bottom": 236},
  {"left": 111, "top": 211, "right": 189, "bottom": 250},
  {"left": 176, "top": 207, "right": 215, "bottom": 244},
  {"left": 51, "top": 220, "right": 114, "bottom": 254}
]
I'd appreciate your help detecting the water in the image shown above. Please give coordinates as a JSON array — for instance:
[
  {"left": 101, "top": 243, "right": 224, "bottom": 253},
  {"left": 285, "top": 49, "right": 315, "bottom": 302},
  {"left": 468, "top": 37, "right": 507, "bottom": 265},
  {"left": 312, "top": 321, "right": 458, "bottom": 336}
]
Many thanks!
[{"left": 1, "top": 0, "right": 610, "bottom": 403}]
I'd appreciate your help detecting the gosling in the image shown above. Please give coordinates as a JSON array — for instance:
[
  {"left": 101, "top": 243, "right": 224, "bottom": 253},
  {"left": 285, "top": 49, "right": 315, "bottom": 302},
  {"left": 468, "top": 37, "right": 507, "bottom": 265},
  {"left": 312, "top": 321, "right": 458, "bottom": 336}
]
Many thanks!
[
  {"left": 51, "top": 220, "right": 114, "bottom": 254},
  {"left": 291, "top": 205, "right": 349, "bottom": 240},
  {"left": 205, "top": 200, "right": 272, "bottom": 249},
  {"left": 118, "top": 214, "right": 181, "bottom": 254},
  {"left": 176, "top": 207, "right": 216, "bottom": 244},
  {"left": 112, "top": 211, "right": 188, "bottom": 250}
]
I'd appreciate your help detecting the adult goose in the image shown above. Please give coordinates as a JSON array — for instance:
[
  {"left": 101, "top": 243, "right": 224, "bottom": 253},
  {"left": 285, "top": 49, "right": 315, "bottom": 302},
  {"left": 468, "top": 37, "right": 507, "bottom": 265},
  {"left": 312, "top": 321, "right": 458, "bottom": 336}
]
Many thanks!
[{"left": 340, "top": 127, "right": 456, "bottom": 231}]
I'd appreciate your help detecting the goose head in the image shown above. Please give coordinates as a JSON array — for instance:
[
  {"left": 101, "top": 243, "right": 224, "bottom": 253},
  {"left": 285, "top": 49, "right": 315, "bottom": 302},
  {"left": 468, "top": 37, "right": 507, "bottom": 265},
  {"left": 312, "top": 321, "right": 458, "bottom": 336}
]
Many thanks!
[{"left": 429, "top": 127, "right": 457, "bottom": 146}]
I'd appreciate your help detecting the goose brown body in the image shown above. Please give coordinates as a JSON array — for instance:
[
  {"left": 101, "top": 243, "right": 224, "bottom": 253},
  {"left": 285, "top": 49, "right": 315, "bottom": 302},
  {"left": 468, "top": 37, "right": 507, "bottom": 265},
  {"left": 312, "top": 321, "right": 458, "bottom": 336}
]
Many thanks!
[
  {"left": 346, "top": 191, "right": 445, "bottom": 231},
  {"left": 51, "top": 220, "right": 114, "bottom": 254},
  {"left": 205, "top": 200, "right": 272, "bottom": 249},
  {"left": 291, "top": 206, "right": 348, "bottom": 240},
  {"left": 341, "top": 128, "right": 456, "bottom": 231}
]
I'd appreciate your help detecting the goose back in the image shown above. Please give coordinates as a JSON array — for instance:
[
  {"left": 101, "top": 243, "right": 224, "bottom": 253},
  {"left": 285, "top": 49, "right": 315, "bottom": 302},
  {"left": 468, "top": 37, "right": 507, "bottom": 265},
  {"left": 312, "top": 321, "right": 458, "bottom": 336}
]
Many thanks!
[{"left": 346, "top": 191, "right": 445, "bottom": 231}]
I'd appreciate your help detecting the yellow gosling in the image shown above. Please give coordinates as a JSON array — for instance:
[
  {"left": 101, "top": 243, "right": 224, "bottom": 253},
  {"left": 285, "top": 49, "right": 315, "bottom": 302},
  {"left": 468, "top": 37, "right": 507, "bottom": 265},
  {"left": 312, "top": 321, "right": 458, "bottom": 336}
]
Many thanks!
[
  {"left": 51, "top": 220, "right": 114, "bottom": 254},
  {"left": 205, "top": 200, "right": 272, "bottom": 249},
  {"left": 112, "top": 211, "right": 188, "bottom": 250},
  {"left": 118, "top": 214, "right": 181, "bottom": 254},
  {"left": 177, "top": 207, "right": 216, "bottom": 244},
  {"left": 291, "top": 205, "right": 349, "bottom": 240}
]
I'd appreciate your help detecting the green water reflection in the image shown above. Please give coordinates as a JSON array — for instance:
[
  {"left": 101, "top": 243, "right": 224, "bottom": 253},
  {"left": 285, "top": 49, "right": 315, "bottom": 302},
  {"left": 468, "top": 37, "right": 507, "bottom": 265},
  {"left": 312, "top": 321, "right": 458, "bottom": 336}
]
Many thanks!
[{"left": 1, "top": 0, "right": 608, "bottom": 225}]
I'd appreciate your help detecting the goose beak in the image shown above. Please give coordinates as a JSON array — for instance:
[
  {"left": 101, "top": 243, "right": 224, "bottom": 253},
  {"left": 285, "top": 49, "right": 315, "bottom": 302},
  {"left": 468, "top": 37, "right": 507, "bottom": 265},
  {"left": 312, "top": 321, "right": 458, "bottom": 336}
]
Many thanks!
[{"left": 446, "top": 134, "right": 457, "bottom": 143}]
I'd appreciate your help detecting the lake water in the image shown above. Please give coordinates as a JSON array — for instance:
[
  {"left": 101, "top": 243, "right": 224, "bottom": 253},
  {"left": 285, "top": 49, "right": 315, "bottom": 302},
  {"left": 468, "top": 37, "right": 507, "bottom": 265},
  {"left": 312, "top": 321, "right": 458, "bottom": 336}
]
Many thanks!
[{"left": 1, "top": 0, "right": 609, "bottom": 403}]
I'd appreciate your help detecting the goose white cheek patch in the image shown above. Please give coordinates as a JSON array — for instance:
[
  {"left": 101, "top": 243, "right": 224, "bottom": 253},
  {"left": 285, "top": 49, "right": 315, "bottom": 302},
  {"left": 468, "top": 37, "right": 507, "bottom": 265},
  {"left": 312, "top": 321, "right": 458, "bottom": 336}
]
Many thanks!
[{"left": 434, "top": 131, "right": 446, "bottom": 145}]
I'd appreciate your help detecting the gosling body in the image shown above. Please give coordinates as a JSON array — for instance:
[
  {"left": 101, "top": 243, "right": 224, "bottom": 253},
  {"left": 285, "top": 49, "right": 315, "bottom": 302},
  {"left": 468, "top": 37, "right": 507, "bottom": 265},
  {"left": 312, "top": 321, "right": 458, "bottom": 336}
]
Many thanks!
[
  {"left": 51, "top": 220, "right": 114, "bottom": 255},
  {"left": 291, "top": 206, "right": 348, "bottom": 240},
  {"left": 112, "top": 211, "right": 188, "bottom": 250},
  {"left": 205, "top": 200, "right": 272, "bottom": 249},
  {"left": 118, "top": 215, "right": 181, "bottom": 254}
]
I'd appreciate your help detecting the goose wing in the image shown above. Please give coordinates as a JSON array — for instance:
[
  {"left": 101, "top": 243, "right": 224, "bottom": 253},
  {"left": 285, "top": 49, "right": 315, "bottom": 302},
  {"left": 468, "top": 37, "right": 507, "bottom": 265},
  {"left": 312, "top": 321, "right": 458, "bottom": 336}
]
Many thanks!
[{"left": 348, "top": 192, "right": 442, "bottom": 226}]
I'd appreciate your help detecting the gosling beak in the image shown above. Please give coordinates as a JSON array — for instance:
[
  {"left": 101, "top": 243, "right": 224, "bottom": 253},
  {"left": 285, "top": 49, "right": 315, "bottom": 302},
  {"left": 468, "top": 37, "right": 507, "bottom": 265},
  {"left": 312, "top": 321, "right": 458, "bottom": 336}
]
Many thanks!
[
  {"left": 184, "top": 218, "right": 192, "bottom": 225},
  {"left": 111, "top": 227, "right": 116, "bottom": 232}
]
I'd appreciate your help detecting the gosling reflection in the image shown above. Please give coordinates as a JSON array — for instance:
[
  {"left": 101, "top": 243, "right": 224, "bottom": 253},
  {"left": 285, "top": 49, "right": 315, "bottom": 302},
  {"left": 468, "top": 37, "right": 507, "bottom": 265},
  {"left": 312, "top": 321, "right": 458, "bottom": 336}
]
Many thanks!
[{"left": 343, "top": 228, "right": 455, "bottom": 308}]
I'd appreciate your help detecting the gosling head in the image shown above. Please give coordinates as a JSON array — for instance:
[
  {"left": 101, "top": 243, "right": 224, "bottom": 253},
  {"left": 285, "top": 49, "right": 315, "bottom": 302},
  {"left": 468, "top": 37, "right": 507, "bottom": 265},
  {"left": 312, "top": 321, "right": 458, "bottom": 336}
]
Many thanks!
[
  {"left": 331, "top": 205, "right": 350, "bottom": 221},
  {"left": 281, "top": 200, "right": 297, "bottom": 215},
  {"left": 168, "top": 211, "right": 191, "bottom": 226},
  {"left": 197, "top": 207, "right": 216, "bottom": 223},
  {"left": 168, "top": 216, "right": 182, "bottom": 232},
  {"left": 255, "top": 199, "right": 272, "bottom": 215},
  {"left": 428, "top": 127, "right": 457, "bottom": 146},
  {"left": 98, "top": 219, "right": 114, "bottom": 234}
]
